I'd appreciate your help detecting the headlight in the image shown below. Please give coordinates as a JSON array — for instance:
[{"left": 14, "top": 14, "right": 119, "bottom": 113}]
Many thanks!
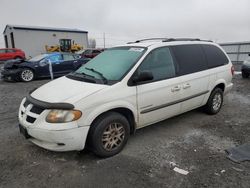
[{"left": 46, "top": 109, "right": 82, "bottom": 123}]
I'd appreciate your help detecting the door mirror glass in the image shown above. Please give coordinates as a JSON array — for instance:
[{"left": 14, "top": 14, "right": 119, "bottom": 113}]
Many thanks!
[{"left": 133, "top": 71, "right": 153, "bottom": 83}]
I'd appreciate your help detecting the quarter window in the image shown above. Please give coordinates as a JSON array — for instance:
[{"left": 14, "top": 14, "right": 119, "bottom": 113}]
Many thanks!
[
  {"left": 202, "top": 44, "right": 229, "bottom": 68},
  {"left": 138, "top": 47, "right": 176, "bottom": 81},
  {"left": 171, "top": 44, "right": 207, "bottom": 75}
]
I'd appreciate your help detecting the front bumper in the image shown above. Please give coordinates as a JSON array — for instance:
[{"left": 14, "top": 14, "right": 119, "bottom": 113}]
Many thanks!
[
  {"left": 19, "top": 123, "right": 90, "bottom": 151},
  {"left": 0, "top": 68, "right": 21, "bottom": 80},
  {"left": 18, "top": 97, "right": 90, "bottom": 152}
]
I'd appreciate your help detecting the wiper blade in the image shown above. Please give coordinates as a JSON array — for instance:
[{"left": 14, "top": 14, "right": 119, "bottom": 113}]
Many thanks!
[
  {"left": 72, "top": 71, "right": 95, "bottom": 78},
  {"left": 85, "top": 67, "right": 108, "bottom": 84}
]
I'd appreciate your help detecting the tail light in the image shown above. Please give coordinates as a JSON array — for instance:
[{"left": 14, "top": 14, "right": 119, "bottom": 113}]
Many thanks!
[{"left": 231, "top": 65, "right": 235, "bottom": 75}]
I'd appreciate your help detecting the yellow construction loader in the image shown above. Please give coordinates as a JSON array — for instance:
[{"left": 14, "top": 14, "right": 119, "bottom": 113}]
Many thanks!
[{"left": 45, "top": 39, "right": 83, "bottom": 53}]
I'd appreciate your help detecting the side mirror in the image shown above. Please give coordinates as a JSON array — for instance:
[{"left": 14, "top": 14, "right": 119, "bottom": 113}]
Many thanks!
[
  {"left": 133, "top": 71, "right": 153, "bottom": 83},
  {"left": 39, "top": 59, "right": 49, "bottom": 66}
]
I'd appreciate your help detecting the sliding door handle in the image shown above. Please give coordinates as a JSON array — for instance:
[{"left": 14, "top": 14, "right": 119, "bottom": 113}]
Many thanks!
[{"left": 183, "top": 83, "right": 191, "bottom": 89}]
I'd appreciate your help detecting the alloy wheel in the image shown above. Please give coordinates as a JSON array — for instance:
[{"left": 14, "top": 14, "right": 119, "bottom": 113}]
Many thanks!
[{"left": 101, "top": 123, "right": 125, "bottom": 151}]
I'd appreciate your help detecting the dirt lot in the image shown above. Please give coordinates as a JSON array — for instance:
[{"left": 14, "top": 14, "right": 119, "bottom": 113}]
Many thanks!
[{"left": 0, "top": 74, "right": 250, "bottom": 188}]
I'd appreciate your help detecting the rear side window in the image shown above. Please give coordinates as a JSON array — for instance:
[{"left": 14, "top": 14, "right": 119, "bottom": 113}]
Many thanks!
[
  {"left": 138, "top": 47, "right": 176, "bottom": 81},
  {"left": 171, "top": 44, "right": 207, "bottom": 76},
  {"left": 202, "top": 44, "right": 229, "bottom": 68}
]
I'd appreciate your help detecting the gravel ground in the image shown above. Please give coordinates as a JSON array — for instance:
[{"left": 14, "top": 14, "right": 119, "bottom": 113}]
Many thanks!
[{"left": 0, "top": 74, "right": 250, "bottom": 188}]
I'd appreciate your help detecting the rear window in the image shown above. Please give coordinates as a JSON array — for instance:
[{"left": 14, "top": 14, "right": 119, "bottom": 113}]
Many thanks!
[
  {"left": 202, "top": 44, "right": 229, "bottom": 68},
  {"left": 171, "top": 44, "right": 207, "bottom": 75}
]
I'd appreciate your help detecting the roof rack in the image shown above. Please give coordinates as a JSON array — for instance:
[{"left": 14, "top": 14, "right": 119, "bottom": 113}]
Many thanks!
[
  {"left": 127, "top": 38, "right": 168, "bottom": 44},
  {"left": 162, "top": 38, "right": 213, "bottom": 42},
  {"left": 127, "top": 38, "right": 213, "bottom": 44}
]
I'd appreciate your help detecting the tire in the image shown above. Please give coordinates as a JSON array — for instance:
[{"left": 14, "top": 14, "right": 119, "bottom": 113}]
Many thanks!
[
  {"left": 204, "top": 88, "right": 223, "bottom": 115},
  {"left": 19, "top": 68, "right": 34, "bottom": 82},
  {"left": 242, "top": 71, "right": 249, "bottom": 78},
  {"left": 88, "top": 112, "right": 130, "bottom": 158}
]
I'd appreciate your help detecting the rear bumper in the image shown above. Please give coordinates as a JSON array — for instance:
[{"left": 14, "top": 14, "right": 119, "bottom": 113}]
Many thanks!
[{"left": 224, "top": 83, "right": 233, "bottom": 95}]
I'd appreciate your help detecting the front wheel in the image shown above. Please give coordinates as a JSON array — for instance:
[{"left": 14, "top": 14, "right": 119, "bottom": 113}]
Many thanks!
[
  {"left": 88, "top": 112, "right": 130, "bottom": 158},
  {"left": 19, "top": 68, "right": 34, "bottom": 82},
  {"left": 204, "top": 88, "right": 223, "bottom": 115}
]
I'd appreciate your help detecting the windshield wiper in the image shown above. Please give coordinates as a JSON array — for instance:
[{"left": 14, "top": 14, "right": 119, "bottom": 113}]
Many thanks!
[
  {"left": 72, "top": 71, "right": 95, "bottom": 78},
  {"left": 85, "top": 67, "right": 108, "bottom": 84}
]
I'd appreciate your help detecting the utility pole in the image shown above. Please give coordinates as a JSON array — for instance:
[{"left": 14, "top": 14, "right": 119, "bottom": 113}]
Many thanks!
[{"left": 103, "top": 32, "right": 106, "bottom": 48}]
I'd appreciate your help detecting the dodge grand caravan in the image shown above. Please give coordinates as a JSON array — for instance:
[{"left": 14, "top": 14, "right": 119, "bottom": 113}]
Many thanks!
[{"left": 18, "top": 38, "right": 233, "bottom": 157}]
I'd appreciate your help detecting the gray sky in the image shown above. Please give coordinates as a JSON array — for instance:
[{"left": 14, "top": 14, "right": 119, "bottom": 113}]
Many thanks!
[{"left": 0, "top": 0, "right": 249, "bottom": 47}]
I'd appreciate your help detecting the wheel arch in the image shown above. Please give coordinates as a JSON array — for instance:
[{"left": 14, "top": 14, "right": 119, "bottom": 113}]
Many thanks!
[
  {"left": 212, "top": 81, "right": 226, "bottom": 93},
  {"left": 85, "top": 105, "right": 137, "bottom": 135},
  {"left": 213, "top": 83, "right": 225, "bottom": 92}
]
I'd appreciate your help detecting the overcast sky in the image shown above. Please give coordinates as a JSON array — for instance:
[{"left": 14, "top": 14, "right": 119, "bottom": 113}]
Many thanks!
[{"left": 0, "top": 0, "right": 249, "bottom": 47}]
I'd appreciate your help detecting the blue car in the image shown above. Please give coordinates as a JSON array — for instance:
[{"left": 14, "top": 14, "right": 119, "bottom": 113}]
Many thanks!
[{"left": 1, "top": 52, "right": 90, "bottom": 82}]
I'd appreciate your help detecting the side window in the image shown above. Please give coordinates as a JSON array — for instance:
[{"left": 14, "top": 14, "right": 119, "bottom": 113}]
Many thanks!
[
  {"left": 171, "top": 44, "right": 207, "bottom": 76},
  {"left": 0, "top": 49, "right": 5, "bottom": 53},
  {"left": 47, "top": 54, "right": 62, "bottom": 63},
  {"left": 63, "top": 54, "right": 75, "bottom": 61},
  {"left": 93, "top": 50, "right": 100, "bottom": 53},
  {"left": 202, "top": 44, "right": 229, "bottom": 68},
  {"left": 7, "top": 49, "right": 15, "bottom": 53},
  {"left": 138, "top": 47, "right": 176, "bottom": 81}
]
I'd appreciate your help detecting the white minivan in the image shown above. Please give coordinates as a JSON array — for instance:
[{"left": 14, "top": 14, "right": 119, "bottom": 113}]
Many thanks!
[{"left": 18, "top": 38, "right": 234, "bottom": 157}]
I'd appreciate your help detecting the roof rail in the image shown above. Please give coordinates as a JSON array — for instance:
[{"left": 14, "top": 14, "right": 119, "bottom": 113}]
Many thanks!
[
  {"left": 163, "top": 38, "right": 213, "bottom": 42},
  {"left": 127, "top": 38, "right": 213, "bottom": 44},
  {"left": 127, "top": 38, "right": 168, "bottom": 44}
]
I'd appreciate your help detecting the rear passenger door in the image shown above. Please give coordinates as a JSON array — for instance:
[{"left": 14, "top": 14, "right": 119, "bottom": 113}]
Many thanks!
[
  {"left": 171, "top": 44, "right": 210, "bottom": 113},
  {"left": 135, "top": 47, "right": 182, "bottom": 127},
  {"left": 61, "top": 54, "right": 77, "bottom": 73}
]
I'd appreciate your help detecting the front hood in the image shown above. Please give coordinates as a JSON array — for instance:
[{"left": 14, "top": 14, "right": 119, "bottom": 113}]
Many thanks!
[{"left": 31, "top": 76, "right": 108, "bottom": 104}]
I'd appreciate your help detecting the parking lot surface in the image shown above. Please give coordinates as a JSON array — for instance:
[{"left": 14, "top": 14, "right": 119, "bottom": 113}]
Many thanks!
[{"left": 0, "top": 75, "right": 250, "bottom": 188}]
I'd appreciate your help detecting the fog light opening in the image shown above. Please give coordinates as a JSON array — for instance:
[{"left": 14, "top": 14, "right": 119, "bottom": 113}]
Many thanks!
[{"left": 57, "top": 143, "right": 65, "bottom": 146}]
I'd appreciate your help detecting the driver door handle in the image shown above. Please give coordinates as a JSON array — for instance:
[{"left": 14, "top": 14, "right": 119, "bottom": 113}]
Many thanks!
[{"left": 171, "top": 85, "right": 181, "bottom": 92}]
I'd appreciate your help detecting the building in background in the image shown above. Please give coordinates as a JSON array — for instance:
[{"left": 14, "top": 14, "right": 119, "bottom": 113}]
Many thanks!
[
  {"left": 220, "top": 41, "right": 250, "bottom": 65},
  {"left": 3, "top": 25, "right": 89, "bottom": 57}
]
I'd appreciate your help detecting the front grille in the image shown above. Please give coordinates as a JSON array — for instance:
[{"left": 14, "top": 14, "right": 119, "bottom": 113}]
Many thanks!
[
  {"left": 30, "top": 106, "right": 44, "bottom": 114},
  {"left": 26, "top": 116, "right": 36, "bottom": 123},
  {"left": 20, "top": 98, "right": 45, "bottom": 124}
]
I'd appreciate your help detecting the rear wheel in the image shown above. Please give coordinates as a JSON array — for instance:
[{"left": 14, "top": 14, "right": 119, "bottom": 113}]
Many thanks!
[
  {"left": 19, "top": 68, "right": 34, "bottom": 82},
  {"left": 204, "top": 88, "right": 223, "bottom": 115},
  {"left": 88, "top": 112, "right": 130, "bottom": 158},
  {"left": 242, "top": 71, "right": 249, "bottom": 78}
]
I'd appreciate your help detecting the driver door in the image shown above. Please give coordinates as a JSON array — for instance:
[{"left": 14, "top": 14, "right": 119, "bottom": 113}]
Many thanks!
[{"left": 135, "top": 47, "right": 182, "bottom": 128}]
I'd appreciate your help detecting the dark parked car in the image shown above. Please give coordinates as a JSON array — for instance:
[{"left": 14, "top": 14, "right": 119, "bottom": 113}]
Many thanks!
[
  {"left": 78, "top": 48, "right": 104, "bottom": 59},
  {"left": 0, "top": 48, "right": 25, "bottom": 61},
  {"left": 241, "top": 54, "right": 250, "bottom": 78},
  {"left": 0, "top": 52, "right": 90, "bottom": 82}
]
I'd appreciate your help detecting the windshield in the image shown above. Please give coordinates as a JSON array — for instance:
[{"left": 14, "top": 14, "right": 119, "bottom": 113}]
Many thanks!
[
  {"left": 29, "top": 54, "right": 49, "bottom": 62},
  {"left": 74, "top": 46, "right": 146, "bottom": 82}
]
